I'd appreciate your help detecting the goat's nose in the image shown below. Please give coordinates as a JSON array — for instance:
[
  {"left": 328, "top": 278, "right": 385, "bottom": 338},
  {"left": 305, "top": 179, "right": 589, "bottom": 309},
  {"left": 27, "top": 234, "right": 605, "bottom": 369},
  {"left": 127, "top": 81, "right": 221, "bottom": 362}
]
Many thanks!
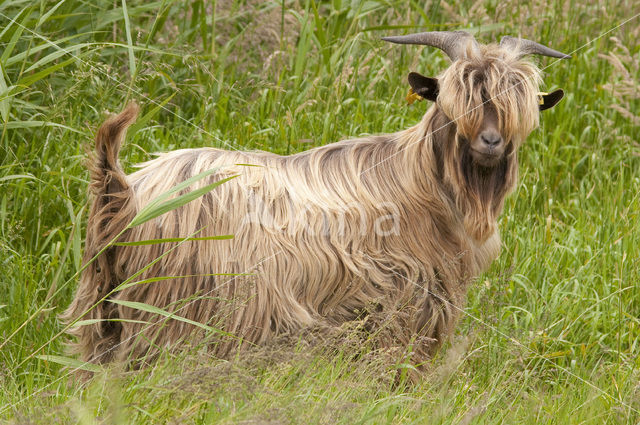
[{"left": 480, "top": 130, "right": 502, "bottom": 148}]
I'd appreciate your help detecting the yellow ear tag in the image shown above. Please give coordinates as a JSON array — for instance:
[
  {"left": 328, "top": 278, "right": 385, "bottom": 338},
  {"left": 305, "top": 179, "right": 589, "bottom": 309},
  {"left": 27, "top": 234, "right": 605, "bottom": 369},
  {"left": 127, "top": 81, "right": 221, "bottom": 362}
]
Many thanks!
[
  {"left": 406, "top": 88, "right": 423, "bottom": 105},
  {"left": 537, "top": 92, "right": 548, "bottom": 105}
]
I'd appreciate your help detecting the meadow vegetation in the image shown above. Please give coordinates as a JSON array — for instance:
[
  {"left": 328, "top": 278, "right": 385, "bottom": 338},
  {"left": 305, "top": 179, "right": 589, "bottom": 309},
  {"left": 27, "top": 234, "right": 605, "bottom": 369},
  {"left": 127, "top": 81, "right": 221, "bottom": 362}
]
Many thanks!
[{"left": 1, "top": 0, "right": 639, "bottom": 423}]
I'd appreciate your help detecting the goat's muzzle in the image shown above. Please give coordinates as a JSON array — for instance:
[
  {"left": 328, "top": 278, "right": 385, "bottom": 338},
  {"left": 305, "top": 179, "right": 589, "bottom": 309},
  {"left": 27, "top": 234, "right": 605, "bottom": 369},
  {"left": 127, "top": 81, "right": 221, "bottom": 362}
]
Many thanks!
[{"left": 469, "top": 128, "right": 506, "bottom": 168}]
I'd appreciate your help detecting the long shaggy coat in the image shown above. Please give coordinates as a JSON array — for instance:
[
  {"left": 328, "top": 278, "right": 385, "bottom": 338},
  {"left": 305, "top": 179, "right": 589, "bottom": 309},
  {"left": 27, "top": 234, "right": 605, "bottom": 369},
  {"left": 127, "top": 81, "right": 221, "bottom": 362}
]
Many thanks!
[{"left": 64, "top": 42, "right": 545, "bottom": 365}]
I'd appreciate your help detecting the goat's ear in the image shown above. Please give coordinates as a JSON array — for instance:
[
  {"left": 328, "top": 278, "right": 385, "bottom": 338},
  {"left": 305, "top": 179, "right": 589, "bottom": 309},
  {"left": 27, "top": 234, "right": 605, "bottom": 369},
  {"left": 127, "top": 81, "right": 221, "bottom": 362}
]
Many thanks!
[
  {"left": 408, "top": 72, "right": 439, "bottom": 102},
  {"left": 539, "top": 89, "right": 564, "bottom": 111}
]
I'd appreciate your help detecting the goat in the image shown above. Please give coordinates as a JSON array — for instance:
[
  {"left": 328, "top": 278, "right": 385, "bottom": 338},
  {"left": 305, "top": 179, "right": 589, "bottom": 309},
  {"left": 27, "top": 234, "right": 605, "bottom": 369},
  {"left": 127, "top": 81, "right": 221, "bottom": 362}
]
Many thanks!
[{"left": 63, "top": 31, "right": 569, "bottom": 366}]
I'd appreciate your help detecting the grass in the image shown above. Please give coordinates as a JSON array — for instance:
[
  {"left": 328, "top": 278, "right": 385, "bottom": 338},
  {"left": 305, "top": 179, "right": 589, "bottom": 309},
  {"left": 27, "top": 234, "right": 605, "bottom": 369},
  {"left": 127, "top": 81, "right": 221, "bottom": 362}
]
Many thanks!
[{"left": 1, "top": 0, "right": 639, "bottom": 423}]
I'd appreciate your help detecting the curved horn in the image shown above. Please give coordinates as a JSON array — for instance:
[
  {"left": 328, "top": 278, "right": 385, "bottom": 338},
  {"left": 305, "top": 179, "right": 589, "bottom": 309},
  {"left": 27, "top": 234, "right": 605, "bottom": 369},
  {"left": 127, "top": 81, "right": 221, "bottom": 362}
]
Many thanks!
[
  {"left": 382, "top": 30, "right": 479, "bottom": 61},
  {"left": 500, "top": 36, "right": 571, "bottom": 59}
]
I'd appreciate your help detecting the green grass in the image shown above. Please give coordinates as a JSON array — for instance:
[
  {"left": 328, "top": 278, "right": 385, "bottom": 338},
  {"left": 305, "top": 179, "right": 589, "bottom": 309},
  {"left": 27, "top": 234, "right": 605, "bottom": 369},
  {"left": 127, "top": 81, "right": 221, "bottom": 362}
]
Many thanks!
[{"left": 1, "top": 0, "right": 639, "bottom": 423}]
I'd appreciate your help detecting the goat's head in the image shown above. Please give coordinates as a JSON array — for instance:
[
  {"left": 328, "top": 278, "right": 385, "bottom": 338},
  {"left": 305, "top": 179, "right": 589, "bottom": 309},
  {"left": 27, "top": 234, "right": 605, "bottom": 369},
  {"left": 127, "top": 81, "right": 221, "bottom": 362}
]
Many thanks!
[
  {"left": 384, "top": 31, "right": 569, "bottom": 168},
  {"left": 383, "top": 31, "right": 569, "bottom": 240}
]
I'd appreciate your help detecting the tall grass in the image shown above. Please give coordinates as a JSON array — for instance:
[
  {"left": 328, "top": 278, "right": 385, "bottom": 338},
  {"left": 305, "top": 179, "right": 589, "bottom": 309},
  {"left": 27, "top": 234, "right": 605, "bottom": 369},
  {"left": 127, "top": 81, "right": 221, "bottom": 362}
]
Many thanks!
[{"left": 1, "top": 0, "right": 639, "bottom": 422}]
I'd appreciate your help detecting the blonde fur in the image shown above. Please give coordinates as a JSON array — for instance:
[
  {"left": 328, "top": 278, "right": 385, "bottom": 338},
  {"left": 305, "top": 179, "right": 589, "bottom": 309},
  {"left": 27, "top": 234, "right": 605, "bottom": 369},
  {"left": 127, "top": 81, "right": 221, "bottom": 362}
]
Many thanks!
[{"left": 63, "top": 42, "right": 546, "bottom": 366}]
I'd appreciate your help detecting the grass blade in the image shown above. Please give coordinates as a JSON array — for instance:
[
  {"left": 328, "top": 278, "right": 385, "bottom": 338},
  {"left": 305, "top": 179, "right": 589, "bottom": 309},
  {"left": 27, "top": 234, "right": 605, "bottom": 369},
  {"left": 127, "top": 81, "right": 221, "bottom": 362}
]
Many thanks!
[
  {"left": 36, "top": 355, "right": 102, "bottom": 373},
  {"left": 128, "top": 174, "right": 239, "bottom": 228},
  {"left": 113, "top": 273, "right": 252, "bottom": 293},
  {"left": 0, "top": 6, "right": 31, "bottom": 64},
  {"left": 70, "top": 203, "right": 83, "bottom": 273},
  {"left": 4, "top": 33, "right": 92, "bottom": 66},
  {"left": 3, "top": 121, "right": 85, "bottom": 133},
  {"left": 16, "top": 56, "right": 82, "bottom": 88},
  {"left": 72, "top": 318, "right": 150, "bottom": 327},
  {"left": 121, "top": 0, "right": 137, "bottom": 78},
  {"left": 0, "top": 63, "right": 10, "bottom": 122},
  {"left": 114, "top": 235, "right": 234, "bottom": 246},
  {"left": 0, "top": 174, "right": 38, "bottom": 183},
  {"left": 113, "top": 272, "right": 249, "bottom": 292},
  {"left": 134, "top": 167, "right": 222, "bottom": 210},
  {"left": 108, "top": 299, "right": 235, "bottom": 338},
  {"left": 36, "top": 0, "right": 66, "bottom": 28},
  {"left": 23, "top": 44, "right": 90, "bottom": 73}
]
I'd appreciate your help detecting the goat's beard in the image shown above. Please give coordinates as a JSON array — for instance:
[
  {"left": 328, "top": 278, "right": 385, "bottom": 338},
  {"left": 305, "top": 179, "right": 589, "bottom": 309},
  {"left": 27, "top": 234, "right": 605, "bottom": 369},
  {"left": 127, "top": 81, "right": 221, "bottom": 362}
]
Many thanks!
[
  {"left": 437, "top": 134, "right": 517, "bottom": 241},
  {"left": 460, "top": 142, "right": 513, "bottom": 206},
  {"left": 458, "top": 137, "right": 512, "bottom": 195}
]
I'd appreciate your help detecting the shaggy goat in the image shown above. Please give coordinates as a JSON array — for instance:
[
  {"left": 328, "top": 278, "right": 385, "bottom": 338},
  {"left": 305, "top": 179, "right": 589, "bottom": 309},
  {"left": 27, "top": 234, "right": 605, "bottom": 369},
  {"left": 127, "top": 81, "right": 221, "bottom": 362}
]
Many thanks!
[{"left": 63, "top": 31, "right": 569, "bottom": 366}]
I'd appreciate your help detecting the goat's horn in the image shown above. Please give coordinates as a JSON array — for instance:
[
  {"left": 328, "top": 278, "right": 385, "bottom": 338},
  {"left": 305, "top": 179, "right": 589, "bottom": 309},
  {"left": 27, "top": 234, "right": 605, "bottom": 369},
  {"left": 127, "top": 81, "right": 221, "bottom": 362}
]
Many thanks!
[
  {"left": 382, "top": 30, "right": 479, "bottom": 61},
  {"left": 500, "top": 36, "right": 571, "bottom": 59}
]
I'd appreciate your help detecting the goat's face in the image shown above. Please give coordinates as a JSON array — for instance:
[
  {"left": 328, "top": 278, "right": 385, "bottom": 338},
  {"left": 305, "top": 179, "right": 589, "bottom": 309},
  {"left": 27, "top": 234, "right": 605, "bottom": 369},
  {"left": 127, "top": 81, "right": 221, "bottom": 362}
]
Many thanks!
[
  {"left": 465, "top": 101, "right": 505, "bottom": 168},
  {"left": 408, "top": 46, "right": 565, "bottom": 169}
]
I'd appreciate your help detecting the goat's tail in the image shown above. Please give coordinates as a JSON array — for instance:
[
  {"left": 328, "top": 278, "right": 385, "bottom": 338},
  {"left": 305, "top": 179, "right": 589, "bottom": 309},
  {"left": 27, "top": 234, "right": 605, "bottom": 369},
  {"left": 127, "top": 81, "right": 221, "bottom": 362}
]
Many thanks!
[
  {"left": 91, "top": 102, "right": 139, "bottom": 196},
  {"left": 61, "top": 103, "right": 140, "bottom": 365}
]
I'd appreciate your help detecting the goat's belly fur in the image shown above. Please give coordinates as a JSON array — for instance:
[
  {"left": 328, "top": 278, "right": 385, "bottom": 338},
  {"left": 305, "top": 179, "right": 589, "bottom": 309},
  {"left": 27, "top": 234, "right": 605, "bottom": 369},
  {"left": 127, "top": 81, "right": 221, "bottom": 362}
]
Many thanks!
[{"left": 86, "top": 142, "right": 500, "bottom": 363}]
